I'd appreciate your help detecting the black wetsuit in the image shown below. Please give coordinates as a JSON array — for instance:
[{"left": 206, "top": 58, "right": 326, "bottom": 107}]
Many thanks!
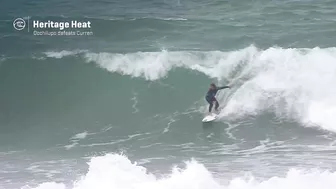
[{"left": 205, "top": 86, "right": 229, "bottom": 112}]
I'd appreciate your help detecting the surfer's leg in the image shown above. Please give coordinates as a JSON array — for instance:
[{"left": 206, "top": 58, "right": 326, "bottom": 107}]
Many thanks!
[
  {"left": 209, "top": 103, "right": 213, "bottom": 112},
  {"left": 206, "top": 97, "right": 213, "bottom": 112}
]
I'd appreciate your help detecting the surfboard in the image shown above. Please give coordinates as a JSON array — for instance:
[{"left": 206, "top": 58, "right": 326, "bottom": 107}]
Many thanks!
[{"left": 202, "top": 113, "right": 218, "bottom": 122}]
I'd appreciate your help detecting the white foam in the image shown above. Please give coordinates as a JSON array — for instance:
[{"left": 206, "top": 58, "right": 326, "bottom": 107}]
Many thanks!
[
  {"left": 217, "top": 46, "right": 336, "bottom": 132},
  {"left": 83, "top": 50, "right": 188, "bottom": 80},
  {"left": 65, "top": 132, "right": 89, "bottom": 150},
  {"left": 131, "top": 91, "right": 139, "bottom": 113},
  {"left": 64, "top": 142, "right": 78, "bottom": 150},
  {"left": 22, "top": 182, "right": 66, "bottom": 189},
  {"left": 70, "top": 132, "right": 88, "bottom": 140},
  {"left": 24, "top": 153, "right": 336, "bottom": 189},
  {"left": 44, "top": 50, "right": 87, "bottom": 59}
]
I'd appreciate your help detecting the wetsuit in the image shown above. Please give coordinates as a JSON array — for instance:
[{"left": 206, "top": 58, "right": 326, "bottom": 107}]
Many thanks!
[{"left": 205, "top": 86, "right": 230, "bottom": 112}]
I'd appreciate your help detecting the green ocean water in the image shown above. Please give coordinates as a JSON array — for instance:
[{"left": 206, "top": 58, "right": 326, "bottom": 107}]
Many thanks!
[{"left": 1, "top": 0, "right": 336, "bottom": 188}]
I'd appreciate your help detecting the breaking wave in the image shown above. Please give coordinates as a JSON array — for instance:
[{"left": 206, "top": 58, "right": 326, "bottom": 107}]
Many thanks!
[
  {"left": 24, "top": 153, "right": 336, "bottom": 189},
  {"left": 43, "top": 45, "right": 336, "bottom": 132}
]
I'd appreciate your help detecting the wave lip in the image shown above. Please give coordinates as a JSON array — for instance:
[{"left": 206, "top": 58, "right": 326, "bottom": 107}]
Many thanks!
[{"left": 83, "top": 50, "right": 189, "bottom": 80}]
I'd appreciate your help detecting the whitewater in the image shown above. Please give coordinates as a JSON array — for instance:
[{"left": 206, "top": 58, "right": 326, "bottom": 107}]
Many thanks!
[{"left": 23, "top": 154, "right": 336, "bottom": 189}]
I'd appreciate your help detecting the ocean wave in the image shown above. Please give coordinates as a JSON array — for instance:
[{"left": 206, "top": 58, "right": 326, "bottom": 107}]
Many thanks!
[
  {"left": 43, "top": 46, "right": 336, "bottom": 132},
  {"left": 24, "top": 153, "right": 336, "bottom": 189}
]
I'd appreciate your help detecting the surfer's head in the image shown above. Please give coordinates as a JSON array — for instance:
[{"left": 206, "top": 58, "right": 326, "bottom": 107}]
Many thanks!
[{"left": 210, "top": 83, "right": 216, "bottom": 89}]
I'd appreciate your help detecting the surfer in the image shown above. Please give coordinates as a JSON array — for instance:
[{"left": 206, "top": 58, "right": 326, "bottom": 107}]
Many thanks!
[{"left": 205, "top": 83, "right": 230, "bottom": 113}]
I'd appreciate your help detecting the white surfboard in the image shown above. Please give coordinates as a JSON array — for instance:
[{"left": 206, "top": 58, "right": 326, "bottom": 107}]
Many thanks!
[{"left": 202, "top": 113, "right": 218, "bottom": 122}]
